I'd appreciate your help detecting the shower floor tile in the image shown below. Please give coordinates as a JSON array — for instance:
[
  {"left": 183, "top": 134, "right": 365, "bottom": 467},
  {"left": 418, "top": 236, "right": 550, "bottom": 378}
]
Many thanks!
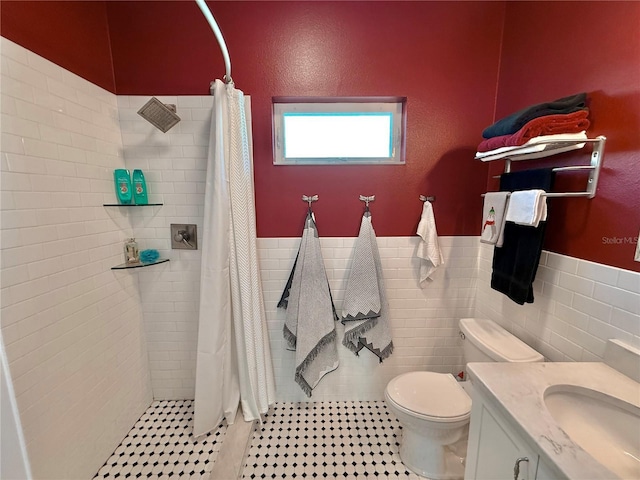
[
  {"left": 241, "top": 401, "right": 423, "bottom": 479},
  {"left": 93, "top": 400, "right": 227, "bottom": 480}
]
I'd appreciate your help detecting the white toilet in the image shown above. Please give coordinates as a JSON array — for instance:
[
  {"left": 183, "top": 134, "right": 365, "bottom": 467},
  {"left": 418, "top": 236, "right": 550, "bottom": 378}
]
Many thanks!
[{"left": 384, "top": 318, "right": 544, "bottom": 479}]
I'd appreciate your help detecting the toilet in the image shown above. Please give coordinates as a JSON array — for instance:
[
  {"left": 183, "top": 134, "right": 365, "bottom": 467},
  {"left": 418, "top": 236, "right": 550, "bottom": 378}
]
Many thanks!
[{"left": 384, "top": 318, "right": 544, "bottom": 479}]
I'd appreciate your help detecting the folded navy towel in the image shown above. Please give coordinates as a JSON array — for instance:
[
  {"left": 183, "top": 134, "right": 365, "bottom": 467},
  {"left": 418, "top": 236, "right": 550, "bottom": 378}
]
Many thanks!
[{"left": 482, "top": 93, "right": 587, "bottom": 139}]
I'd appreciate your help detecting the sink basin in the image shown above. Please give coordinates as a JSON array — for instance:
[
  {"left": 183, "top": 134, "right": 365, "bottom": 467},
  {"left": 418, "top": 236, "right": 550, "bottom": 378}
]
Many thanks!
[{"left": 544, "top": 385, "right": 640, "bottom": 479}]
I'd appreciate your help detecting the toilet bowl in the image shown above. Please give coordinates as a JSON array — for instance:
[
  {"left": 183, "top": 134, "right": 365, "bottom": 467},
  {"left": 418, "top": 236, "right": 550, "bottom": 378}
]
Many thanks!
[
  {"left": 385, "top": 371, "right": 471, "bottom": 479},
  {"left": 385, "top": 318, "right": 544, "bottom": 479}
]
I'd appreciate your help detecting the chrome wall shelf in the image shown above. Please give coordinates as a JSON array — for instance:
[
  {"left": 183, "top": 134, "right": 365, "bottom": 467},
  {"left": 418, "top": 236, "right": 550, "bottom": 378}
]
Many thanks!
[{"left": 479, "top": 136, "right": 606, "bottom": 199}]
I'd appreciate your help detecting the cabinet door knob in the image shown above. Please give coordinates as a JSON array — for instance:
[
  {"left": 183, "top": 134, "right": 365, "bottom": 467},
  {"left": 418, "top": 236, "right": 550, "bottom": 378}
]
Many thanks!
[{"left": 513, "top": 457, "right": 529, "bottom": 480}]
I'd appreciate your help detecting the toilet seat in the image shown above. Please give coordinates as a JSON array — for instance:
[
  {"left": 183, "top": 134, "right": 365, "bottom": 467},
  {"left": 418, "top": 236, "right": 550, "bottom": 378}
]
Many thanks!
[{"left": 385, "top": 372, "right": 471, "bottom": 423}]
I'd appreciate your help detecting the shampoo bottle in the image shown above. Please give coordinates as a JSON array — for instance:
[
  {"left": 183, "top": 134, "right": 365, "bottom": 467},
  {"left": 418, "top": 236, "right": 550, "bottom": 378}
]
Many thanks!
[
  {"left": 132, "top": 169, "right": 148, "bottom": 205},
  {"left": 114, "top": 169, "right": 132, "bottom": 204}
]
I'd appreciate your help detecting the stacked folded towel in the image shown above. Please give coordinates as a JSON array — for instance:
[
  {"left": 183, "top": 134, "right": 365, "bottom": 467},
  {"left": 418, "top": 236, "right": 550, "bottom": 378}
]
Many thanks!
[
  {"left": 475, "top": 132, "right": 588, "bottom": 161},
  {"left": 478, "top": 93, "right": 590, "bottom": 158},
  {"left": 482, "top": 92, "right": 587, "bottom": 138},
  {"left": 477, "top": 110, "right": 590, "bottom": 152}
]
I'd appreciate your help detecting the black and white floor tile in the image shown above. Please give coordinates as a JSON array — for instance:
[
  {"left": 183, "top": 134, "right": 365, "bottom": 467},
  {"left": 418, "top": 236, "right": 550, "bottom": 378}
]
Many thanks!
[
  {"left": 241, "top": 401, "right": 423, "bottom": 479},
  {"left": 93, "top": 400, "right": 227, "bottom": 480}
]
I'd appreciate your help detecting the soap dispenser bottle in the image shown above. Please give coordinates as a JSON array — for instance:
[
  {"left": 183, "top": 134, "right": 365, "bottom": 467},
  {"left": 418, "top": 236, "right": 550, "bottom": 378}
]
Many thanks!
[
  {"left": 114, "top": 169, "right": 132, "bottom": 204},
  {"left": 132, "top": 169, "right": 148, "bottom": 205}
]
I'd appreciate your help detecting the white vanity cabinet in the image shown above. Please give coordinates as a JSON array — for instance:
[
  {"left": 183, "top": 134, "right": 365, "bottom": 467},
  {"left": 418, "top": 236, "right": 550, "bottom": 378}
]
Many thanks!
[{"left": 464, "top": 387, "right": 558, "bottom": 480}]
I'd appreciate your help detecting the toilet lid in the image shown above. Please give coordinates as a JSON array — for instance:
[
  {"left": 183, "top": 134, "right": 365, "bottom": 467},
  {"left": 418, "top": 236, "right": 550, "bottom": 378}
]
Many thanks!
[{"left": 386, "top": 372, "right": 471, "bottom": 419}]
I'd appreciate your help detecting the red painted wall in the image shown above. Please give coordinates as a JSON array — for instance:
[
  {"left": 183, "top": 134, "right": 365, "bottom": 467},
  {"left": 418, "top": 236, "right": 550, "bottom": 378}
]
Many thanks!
[
  {"left": 490, "top": 1, "right": 640, "bottom": 272},
  {"left": 0, "top": 0, "right": 115, "bottom": 92},
  {"left": 105, "top": 1, "right": 503, "bottom": 238},
  {"left": 8, "top": 1, "right": 637, "bottom": 270}
]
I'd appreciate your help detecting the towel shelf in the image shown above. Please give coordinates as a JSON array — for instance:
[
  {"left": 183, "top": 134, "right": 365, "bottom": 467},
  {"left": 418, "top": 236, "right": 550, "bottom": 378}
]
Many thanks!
[{"left": 480, "top": 135, "right": 606, "bottom": 199}]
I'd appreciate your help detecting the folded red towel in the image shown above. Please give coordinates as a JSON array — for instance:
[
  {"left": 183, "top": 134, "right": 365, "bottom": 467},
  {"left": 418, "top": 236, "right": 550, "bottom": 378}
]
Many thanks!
[{"left": 477, "top": 110, "right": 590, "bottom": 152}]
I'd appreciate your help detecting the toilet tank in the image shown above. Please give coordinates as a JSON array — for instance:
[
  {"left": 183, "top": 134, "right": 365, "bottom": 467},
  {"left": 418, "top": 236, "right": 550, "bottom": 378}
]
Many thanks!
[{"left": 459, "top": 318, "right": 544, "bottom": 363}]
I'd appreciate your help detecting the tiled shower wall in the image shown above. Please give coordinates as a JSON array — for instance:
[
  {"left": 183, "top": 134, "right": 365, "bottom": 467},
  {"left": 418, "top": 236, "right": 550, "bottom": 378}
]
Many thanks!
[
  {"left": 117, "top": 95, "right": 211, "bottom": 400},
  {"left": 0, "top": 39, "right": 153, "bottom": 479},
  {"left": 476, "top": 243, "right": 640, "bottom": 361}
]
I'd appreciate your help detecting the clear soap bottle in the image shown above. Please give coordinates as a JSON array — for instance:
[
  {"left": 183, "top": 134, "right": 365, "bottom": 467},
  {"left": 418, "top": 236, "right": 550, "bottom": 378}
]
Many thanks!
[{"left": 124, "top": 238, "right": 140, "bottom": 265}]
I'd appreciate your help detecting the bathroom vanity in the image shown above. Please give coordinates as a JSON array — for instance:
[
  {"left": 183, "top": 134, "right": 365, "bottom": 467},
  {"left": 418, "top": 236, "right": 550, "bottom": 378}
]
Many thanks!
[{"left": 464, "top": 361, "right": 640, "bottom": 480}]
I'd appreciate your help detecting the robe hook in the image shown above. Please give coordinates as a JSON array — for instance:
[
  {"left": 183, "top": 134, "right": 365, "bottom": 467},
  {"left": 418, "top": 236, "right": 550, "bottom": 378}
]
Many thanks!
[
  {"left": 359, "top": 195, "right": 375, "bottom": 213},
  {"left": 302, "top": 194, "right": 319, "bottom": 211}
]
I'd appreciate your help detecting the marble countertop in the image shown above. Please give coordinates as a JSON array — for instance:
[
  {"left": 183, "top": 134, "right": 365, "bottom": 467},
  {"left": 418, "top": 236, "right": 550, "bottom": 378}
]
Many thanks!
[{"left": 467, "top": 362, "right": 640, "bottom": 480}]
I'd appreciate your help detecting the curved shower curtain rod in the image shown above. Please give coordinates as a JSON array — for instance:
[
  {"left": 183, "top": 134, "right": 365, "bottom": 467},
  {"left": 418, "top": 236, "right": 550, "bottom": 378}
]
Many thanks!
[{"left": 195, "top": 0, "right": 232, "bottom": 85}]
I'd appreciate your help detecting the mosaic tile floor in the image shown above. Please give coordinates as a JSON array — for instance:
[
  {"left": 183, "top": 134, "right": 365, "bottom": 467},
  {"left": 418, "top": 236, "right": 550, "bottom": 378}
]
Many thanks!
[
  {"left": 241, "top": 401, "right": 424, "bottom": 479},
  {"left": 93, "top": 400, "right": 226, "bottom": 480}
]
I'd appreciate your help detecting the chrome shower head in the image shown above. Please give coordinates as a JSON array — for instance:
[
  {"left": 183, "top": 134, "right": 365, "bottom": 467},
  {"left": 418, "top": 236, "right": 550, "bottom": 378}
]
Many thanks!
[{"left": 137, "top": 97, "right": 181, "bottom": 133}]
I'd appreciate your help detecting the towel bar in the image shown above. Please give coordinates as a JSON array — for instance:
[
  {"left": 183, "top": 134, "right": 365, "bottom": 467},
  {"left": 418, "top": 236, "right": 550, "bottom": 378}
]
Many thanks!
[{"left": 482, "top": 135, "right": 605, "bottom": 199}]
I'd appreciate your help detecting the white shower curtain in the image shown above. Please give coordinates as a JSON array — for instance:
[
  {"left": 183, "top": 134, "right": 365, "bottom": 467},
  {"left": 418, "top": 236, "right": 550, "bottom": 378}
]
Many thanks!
[{"left": 193, "top": 79, "right": 275, "bottom": 436}]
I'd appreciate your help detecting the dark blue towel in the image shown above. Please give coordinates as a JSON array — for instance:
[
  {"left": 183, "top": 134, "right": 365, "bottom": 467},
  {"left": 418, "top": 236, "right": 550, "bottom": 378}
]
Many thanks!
[
  {"left": 491, "top": 168, "right": 555, "bottom": 305},
  {"left": 482, "top": 93, "right": 587, "bottom": 139}
]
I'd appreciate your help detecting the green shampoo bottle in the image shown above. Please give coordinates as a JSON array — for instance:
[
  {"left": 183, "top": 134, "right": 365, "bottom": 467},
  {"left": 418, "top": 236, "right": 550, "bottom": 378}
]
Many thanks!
[
  {"left": 114, "top": 169, "right": 132, "bottom": 204},
  {"left": 132, "top": 169, "right": 148, "bottom": 205}
]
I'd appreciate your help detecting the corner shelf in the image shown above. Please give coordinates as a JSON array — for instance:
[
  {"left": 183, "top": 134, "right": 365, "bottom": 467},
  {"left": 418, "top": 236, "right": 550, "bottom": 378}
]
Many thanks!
[
  {"left": 111, "top": 259, "right": 170, "bottom": 270},
  {"left": 103, "top": 203, "right": 163, "bottom": 207},
  {"left": 104, "top": 202, "right": 167, "bottom": 270}
]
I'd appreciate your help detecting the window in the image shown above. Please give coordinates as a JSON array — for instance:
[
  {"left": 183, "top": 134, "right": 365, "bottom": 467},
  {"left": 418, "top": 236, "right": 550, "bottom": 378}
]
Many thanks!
[{"left": 272, "top": 97, "right": 406, "bottom": 165}]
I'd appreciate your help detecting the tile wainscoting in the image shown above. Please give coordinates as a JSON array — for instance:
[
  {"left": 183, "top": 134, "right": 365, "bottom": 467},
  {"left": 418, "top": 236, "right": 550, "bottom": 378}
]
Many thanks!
[
  {"left": 476, "top": 243, "right": 639, "bottom": 362},
  {"left": 259, "top": 236, "right": 477, "bottom": 402}
]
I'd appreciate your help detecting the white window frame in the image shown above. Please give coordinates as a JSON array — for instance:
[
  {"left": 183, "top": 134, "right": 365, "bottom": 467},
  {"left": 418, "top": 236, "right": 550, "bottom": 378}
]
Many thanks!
[{"left": 272, "top": 97, "right": 406, "bottom": 165}]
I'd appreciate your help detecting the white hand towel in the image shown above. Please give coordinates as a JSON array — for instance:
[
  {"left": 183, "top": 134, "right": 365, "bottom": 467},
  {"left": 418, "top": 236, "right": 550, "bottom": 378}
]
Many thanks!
[
  {"left": 416, "top": 201, "right": 444, "bottom": 287},
  {"left": 480, "top": 192, "right": 510, "bottom": 247},
  {"left": 505, "top": 190, "right": 548, "bottom": 227}
]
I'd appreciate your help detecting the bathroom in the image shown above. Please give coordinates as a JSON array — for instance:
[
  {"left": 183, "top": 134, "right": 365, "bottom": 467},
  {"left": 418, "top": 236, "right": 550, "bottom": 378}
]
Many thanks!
[{"left": 1, "top": 1, "right": 639, "bottom": 479}]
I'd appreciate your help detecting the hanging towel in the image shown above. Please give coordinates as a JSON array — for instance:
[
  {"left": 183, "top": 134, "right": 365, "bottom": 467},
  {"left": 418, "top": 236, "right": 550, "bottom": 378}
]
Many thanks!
[
  {"left": 491, "top": 169, "right": 555, "bottom": 305},
  {"left": 477, "top": 110, "right": 590, "bottom": 152},
  {"left": 416, "top": 201, "right": 444, "bottom": 286},
  {"left": 279, "top": 213, "right": 339, "bottom": 396},
  {"left": 342, "top": 214, "right": 393, "bottom": 361},
  {"left": 482, "top": 92, "right": 587, "bottom": 138},
  {"left": 480, "top": 192, "right": 510, "bottom": 247},
  {"left": 505, "top": 190, "right": 548, "bottom": 228}
]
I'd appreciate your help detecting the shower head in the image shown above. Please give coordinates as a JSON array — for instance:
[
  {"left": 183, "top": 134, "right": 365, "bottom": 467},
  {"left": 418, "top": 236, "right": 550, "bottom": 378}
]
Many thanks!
[{"left": 137, "top": 97, "right": 181, "bottom": 133}]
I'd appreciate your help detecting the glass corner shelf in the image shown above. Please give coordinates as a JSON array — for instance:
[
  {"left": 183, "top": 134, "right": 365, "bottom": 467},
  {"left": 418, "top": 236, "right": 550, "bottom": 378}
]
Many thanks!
[
  {"left": 103, "top": 203, "right": 163, "bottom": 207},
  {"left": 111, "top": 258, "right": 170, "bottom": 270}
]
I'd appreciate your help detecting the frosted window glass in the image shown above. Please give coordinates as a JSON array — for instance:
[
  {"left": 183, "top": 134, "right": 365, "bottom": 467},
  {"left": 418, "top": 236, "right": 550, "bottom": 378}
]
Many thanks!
[
  {"left": 272, "top": 99, "right": 405, "bottom": 165},
  {"left": 283, "top": 113, "right": 392, "bottom": 158}
]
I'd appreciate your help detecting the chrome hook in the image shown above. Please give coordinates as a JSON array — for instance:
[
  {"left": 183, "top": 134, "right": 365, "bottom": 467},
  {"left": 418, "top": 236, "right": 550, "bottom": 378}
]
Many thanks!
[
  {"left": 302, "top": 194, "right": 318, "bottom": 212},
  {"left": 359, "top": 195, "right": 375, "bottom": 214}
]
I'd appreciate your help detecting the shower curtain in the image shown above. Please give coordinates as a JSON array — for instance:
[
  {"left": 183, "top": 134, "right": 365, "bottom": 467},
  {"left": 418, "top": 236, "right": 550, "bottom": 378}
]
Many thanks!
[{"left": 193, "top": 79, "right": 275, "bottom": 436}]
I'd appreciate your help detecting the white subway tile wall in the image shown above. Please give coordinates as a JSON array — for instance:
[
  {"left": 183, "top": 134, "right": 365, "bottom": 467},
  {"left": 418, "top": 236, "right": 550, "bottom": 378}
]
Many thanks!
[
  {"left": 0, "top": 39, "right": 153, "bottom": 479},
  {"left": 117, "top": 95, "right": 213, "bottom": 400},
  {"left": 476, "top": 243, "right": 640, "bottom": 362}
]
